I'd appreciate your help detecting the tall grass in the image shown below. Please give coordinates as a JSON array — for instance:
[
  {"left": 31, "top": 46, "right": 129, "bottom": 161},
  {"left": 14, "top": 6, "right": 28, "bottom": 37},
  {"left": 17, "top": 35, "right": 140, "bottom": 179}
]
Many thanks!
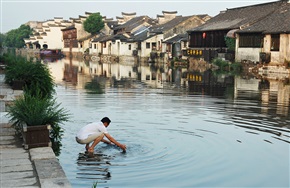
[{"left": 3, "top": 53, "right": 55, "bottom": 98}]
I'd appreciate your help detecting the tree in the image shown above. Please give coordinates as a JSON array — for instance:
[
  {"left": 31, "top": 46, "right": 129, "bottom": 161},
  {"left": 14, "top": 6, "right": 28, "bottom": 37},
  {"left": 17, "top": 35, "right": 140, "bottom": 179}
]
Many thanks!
[
  {"left": 83, "top": 13, "right": 104, "bottom": 35},
  {"left": 0, "top": 33, "right": 5, "bottom": 48},
  {"left": 224, "top": 36, "right": 236, "bottom": 51},
  {"left": 3, "top": 24, "right": 32, "bottom": 48}
]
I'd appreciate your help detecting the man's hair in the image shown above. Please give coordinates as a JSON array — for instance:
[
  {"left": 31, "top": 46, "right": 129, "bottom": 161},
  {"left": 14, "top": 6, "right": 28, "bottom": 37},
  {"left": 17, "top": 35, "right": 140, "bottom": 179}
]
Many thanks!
[{"left": 101, "top": 117, "right": 111, "bottom": 124}]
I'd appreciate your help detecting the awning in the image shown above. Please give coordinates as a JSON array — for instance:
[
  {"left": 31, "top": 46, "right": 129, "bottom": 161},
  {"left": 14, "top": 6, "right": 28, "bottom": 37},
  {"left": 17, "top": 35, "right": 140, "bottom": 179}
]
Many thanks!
[{"left": 226, "top": 29, "right": 239, "bottom": 38}]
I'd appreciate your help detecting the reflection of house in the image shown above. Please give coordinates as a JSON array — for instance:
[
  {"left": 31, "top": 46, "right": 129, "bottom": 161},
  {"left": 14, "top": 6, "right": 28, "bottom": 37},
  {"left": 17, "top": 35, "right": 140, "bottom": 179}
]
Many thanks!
[
  {"left": 188, "top": 70, "right": 235, "bottom": 96},
  {"left": 234, "top": 75, "right": 290, "bottom": 116},
  {"left": 236, "top": 1, "right": 290, "bottom": 65},
  {"left": 63, "top": 58, "right": 78, "bottom": 85},
  {"left": 186, "top": 0, "right": 287, "bottom": 64},
  {"left": 140, "top": 65, "right": 164, "bottom": 88}
]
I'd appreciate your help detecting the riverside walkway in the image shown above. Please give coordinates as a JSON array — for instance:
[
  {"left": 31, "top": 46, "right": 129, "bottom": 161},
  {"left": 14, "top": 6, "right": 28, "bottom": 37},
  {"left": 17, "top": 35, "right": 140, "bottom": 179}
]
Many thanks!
[{"left": 0, "top": 73, "right": 71, "bottom": 188}]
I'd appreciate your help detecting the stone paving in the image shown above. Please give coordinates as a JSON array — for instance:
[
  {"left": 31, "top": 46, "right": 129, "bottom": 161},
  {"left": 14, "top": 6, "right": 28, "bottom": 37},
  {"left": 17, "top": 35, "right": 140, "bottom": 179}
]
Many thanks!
[{"left": 0, "top": 73, "right": 71, "bottom": 188}]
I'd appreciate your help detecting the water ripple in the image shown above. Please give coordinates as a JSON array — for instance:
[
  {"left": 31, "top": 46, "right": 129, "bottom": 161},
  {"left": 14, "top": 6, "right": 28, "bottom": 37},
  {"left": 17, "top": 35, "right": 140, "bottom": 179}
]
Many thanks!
[{"left": 56, "top": 84, "right": 290, "bottom": 187}]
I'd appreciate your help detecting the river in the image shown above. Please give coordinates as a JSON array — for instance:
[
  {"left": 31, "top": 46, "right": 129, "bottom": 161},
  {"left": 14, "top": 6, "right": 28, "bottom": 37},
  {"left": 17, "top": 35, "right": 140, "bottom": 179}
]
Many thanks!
[{"left": 47, "top": 57, "right": 290, "bottom": 188}]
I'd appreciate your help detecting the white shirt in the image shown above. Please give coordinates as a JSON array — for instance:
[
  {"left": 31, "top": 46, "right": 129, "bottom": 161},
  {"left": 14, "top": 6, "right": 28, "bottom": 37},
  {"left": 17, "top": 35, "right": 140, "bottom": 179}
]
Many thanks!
[{"left": 76, "top": 122, "right": 108, "bottom": 140}]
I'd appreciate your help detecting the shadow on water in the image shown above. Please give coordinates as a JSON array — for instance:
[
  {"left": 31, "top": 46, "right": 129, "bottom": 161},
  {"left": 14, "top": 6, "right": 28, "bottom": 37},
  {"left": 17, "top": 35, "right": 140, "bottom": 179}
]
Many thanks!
[
  {"left": 76, "top": 144, "right": 127, "bottom": 185},
  {"left": 77, "top": 152, "right": 112, "bottom": 183}
]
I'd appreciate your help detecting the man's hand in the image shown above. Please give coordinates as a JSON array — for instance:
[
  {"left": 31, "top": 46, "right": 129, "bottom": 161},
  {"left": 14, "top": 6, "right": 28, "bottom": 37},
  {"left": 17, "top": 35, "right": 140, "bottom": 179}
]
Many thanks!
[{"left": 118, "top": 144, "right": 127, "bottom": 151}]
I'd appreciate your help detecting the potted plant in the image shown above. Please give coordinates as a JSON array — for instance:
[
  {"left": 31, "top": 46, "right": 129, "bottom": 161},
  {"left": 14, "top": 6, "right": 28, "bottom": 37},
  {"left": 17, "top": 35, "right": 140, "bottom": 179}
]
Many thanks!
[
  {"left": 7, "top": 89, "right": 70, "bottom": 149},
  {"left": 4, "top": 54, "right": 55, "bottom": 98}
]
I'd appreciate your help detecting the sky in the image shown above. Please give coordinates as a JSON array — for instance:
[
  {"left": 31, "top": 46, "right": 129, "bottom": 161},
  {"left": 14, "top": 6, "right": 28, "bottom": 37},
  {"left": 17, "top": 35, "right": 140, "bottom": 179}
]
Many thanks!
[{"left": 0, "top": 0, "right": 276, "bottom": 33}]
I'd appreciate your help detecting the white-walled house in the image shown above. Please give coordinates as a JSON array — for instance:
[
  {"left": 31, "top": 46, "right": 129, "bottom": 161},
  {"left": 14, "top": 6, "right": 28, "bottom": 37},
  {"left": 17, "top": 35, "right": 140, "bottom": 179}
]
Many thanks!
[
  {"left": 236, "top": 1, "right": 290, "bottom": 65},
  {"left": 186, "top": 0, "right": 287, "bottom": 64},
  {"left": 61, "top": 12, "right": 94, "bottom": 57},
  {"left": 140, "top": 12, "right": 210, "bottom": 60},
  {"left": 24, "top": 17, "right": 71, "bottom": 50},
  {"left": 90, "top": 14, "right": 156, "bottom": 64}
]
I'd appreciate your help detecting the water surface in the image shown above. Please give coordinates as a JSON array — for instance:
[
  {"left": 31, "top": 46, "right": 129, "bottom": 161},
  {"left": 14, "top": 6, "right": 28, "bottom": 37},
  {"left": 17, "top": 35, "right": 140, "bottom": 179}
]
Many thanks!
[{"left": 56, "top": 81, "right": 290, "bottom": 187}]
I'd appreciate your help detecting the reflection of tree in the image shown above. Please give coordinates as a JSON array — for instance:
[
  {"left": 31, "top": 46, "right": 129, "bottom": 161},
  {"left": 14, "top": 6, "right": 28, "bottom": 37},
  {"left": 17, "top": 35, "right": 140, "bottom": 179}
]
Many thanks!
[
  {"left": 51, "top": 138, "right": 62, "bottom": 157},
  {"left": 84, "top": 80, "right": 104, "bottom": 94},
  {"left": 50, "top": 124, "right": 64, "bottom": 156}
]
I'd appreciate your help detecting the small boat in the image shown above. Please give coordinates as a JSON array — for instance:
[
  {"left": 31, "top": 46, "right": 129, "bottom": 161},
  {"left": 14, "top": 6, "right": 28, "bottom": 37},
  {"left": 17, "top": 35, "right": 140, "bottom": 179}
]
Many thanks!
[{"left": 38, "top": 49, "right": 64, "bottom": 58}]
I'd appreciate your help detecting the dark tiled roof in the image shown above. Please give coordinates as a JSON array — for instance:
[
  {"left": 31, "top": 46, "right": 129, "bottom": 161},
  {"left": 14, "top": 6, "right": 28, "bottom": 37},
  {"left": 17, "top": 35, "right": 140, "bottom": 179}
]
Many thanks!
[
  {"left": 61, "top": 25, "right": 75, "bottom": 31},
  {"left": 114, "top": 16, "right": 155, "bottom": 32},
  {"left": 121, "top": 12, "right": 136, "bottom": 16},
  {"left": 163, "top": 33, "right": 188, "bottom": 43},
  {"left": 91, "top": 33, "right": 129, "bottom": 42},
  {"left": 111, "top": 34, "right": 129, "bottom": 42},
  {"left": 150, "top": 15, "right": 207, "bottom": 34},
  {"left": 150, "top": 16, "right": 190, "bottom": 33},
  {"left": 131, "top": 29, "right": 151, "bottom": 42},
  {"left": 79, "top": 15, "right": 87, "bottom": 19},
  {"left": 188, "top": 0, "right": 285, "bottom": 32},
  {"left": 105, "top": 20, "right": 119, "bottom": 29},
  {"left": 91, "top": 34, "right": 110, "bottom": 42},
  {"left": 238, "top": 2, "right": 290, "bottom": 34},
  {"left": 78, "top": 34, "right": 95, "bottom": 42},
  {"left": 131, "top": 25, "right": 149, "bottom": 36},
  {"left": 162, "top": 11, "right": 178, "bottom": 14}
]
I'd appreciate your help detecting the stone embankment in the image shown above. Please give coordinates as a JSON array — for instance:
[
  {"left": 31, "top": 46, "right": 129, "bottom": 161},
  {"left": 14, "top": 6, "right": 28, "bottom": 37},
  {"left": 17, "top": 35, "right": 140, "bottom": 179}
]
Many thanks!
[{"left": 0, "top": 74, "right": 71, "bottom": 188}]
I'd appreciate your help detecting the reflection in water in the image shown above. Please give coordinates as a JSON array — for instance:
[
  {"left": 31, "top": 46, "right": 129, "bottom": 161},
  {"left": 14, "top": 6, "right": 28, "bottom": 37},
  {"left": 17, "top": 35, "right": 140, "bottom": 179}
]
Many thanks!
[
  {"left": 47, "top": 57, "right": 290, "bottom": 119},
  {"left": 77, "top": 152, "right": 112, "bottom": 183},
  {"left": 47, "top": 58, "right": 290, "bottom": 187}
]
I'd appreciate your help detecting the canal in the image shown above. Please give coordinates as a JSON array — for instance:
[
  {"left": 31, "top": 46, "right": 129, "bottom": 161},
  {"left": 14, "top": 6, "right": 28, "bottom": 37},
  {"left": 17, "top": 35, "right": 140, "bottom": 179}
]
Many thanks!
[{"left": 47, "top": 58, "right": 290, "bottom": 187}]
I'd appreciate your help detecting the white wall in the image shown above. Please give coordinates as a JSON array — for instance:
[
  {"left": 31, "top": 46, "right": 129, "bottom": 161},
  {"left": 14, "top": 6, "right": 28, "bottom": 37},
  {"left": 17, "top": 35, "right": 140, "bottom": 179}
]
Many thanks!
[
  {"left": 140, "top": 34, "right": 163, "bottom": 57},
  {"left": 39, "top": 26, "right": 66, "bottom": 49},
  {"left": 235, "top": 48, "right": 261, "bottom": 62}
]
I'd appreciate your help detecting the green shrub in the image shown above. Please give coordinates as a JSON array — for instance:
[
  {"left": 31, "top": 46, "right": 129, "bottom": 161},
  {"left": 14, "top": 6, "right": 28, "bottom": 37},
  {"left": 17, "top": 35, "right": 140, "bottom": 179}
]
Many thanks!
[
  {"left": 85, "top": 81, "right": 103, "bottom": 94},
  {"left": 4, "top": 54, "right": 55, "bottom": 98},
  {"left": 7, "top": 88, "right": 70, "bottom": 130}
]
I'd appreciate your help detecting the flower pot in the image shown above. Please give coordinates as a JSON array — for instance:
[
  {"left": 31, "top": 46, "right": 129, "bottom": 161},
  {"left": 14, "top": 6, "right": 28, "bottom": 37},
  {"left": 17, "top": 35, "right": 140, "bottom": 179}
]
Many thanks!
[
  {"left": 12, "top": 80, "right": 25, "bottom": 90},
  {"left": 22, "top": 124, "right": 51, "bottom": 149}
]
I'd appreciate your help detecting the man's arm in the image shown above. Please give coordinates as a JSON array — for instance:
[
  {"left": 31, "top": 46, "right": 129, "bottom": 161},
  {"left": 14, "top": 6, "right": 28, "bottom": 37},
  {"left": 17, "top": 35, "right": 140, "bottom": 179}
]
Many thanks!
[
  {"left": 104, "top": 133, "right": 127, "bottom": 151},
  {"left": 101, "top": 139, "right": 111, "bottom": 144}
]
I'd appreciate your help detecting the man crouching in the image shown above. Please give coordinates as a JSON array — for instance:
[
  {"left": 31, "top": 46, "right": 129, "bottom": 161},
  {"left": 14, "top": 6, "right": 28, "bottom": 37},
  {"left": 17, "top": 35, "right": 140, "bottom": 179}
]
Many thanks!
[{"left": 76, "top": 117, "right": 126, "bottom": 153}]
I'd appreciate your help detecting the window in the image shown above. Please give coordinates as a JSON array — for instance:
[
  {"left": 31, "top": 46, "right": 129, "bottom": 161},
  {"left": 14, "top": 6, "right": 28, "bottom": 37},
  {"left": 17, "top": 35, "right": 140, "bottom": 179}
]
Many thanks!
[
  {"left": 146, "top": 42, "right": 150, "bottom": 49},
  {"left": 189, "top": 30, "right": 228, "bottom": 48},
  {"left": 94, "top": 44, "right": 96, "bottom": 49},
  {"left": 103, "top": 42, "right": 106, "bottom": 48},
  {"left": 128, "top": 44, "right": 131, "bottom": 50},
  {"left": 146, "top": 75, "right": 150, "bottom": 80},
  {"left": 239, "top": 33, "right": 263, "bottom": 48},
  {"left": 64, "top": 40, "right": 70, "bottom": 48},
  {"left": 271, "top": 34, "right": 280, "bottom": 51},
  {"left": 152, "top": 42, "right": 156, "bottom": 50},
  {"left": 183, "top": 41, "right": 187, "bottom": 48}
]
